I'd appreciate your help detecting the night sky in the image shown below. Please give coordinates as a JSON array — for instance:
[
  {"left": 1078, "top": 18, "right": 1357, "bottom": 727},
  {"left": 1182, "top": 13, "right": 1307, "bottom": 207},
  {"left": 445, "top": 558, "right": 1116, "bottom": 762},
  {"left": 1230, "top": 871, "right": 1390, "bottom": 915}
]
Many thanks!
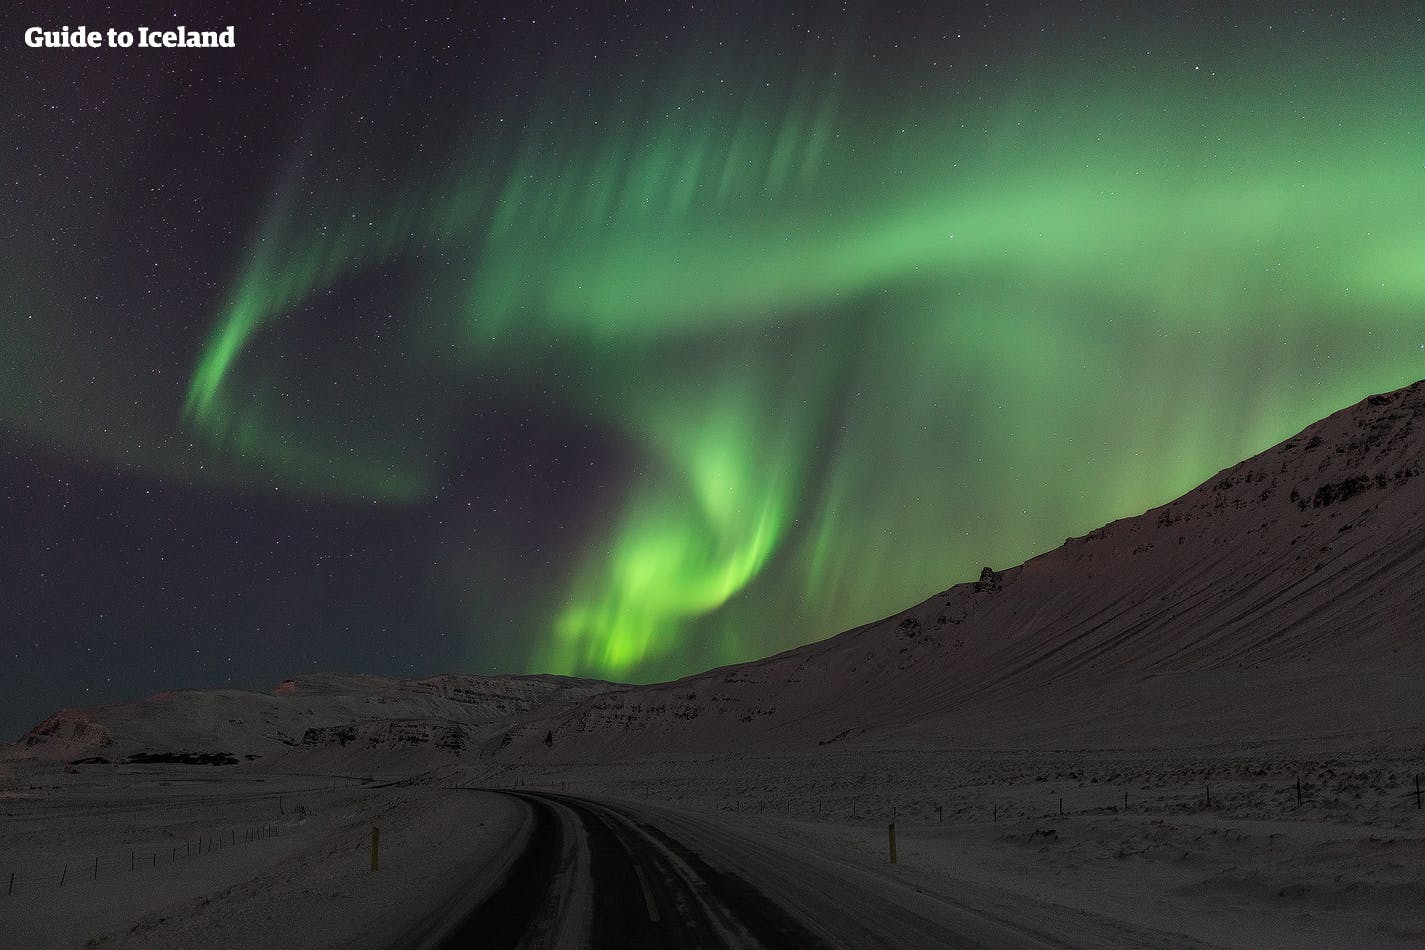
[{"left": 5, "top": 1, "right": 1425, "bottom": 738}]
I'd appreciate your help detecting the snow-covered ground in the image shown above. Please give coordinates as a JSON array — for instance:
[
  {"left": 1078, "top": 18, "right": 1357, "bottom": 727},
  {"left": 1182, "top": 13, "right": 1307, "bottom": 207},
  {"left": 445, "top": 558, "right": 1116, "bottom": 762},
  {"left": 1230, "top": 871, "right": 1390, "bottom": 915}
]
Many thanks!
[
  {"left": 3, "top": 744, "right": 1420, "bottom": 948},
  {"left": 504, "top": 745, "right": 1425, "bottom": 948},
  {"left": 0, "top": 761, "right": 522, "bottom": 950}
]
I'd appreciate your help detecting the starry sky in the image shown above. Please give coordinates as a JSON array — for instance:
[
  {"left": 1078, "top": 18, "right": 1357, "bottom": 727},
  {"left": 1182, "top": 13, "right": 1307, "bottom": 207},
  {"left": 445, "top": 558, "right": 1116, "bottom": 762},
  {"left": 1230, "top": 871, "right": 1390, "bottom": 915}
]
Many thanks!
[{"left": 4, "top": 1, "right": 1425, "bottom": 738}]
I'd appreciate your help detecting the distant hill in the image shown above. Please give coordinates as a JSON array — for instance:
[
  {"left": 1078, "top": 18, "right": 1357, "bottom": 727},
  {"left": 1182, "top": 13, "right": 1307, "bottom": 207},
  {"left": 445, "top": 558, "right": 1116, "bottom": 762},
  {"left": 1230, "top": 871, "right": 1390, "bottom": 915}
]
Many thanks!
[{"left": 8, "top": 672, "right": 621, "bottom": 767}]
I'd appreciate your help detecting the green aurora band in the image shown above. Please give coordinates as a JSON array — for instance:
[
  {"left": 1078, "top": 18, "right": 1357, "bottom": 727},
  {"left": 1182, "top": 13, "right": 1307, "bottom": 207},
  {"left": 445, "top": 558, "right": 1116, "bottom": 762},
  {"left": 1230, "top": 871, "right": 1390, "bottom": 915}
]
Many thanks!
[{"left": 178, "top": 15, "right": 1425, "bottom": 678}]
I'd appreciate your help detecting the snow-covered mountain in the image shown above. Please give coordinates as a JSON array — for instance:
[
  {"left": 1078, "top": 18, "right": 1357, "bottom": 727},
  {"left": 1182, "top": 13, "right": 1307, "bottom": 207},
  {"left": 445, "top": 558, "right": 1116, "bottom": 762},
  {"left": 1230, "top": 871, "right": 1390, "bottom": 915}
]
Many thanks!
[
  {"left": 505, "top": 379, "right": 1425, "bottom": 759},
  {"left": 9, "top": 671, "right": 620, "bottom": 765}
]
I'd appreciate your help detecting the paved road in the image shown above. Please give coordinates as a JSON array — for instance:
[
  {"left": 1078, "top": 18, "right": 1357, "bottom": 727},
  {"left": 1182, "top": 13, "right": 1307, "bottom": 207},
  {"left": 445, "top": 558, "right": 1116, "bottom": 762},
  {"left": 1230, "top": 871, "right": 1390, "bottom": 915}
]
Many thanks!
[{"left": 410, "top": 791, "right": 1075, "bottom": 950}]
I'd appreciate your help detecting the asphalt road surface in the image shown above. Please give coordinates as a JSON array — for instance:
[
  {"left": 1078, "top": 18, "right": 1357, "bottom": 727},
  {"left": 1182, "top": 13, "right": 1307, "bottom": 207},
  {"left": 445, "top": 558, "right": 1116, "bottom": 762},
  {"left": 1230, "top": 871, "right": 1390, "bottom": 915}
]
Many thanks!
[{"left": 404, "top": 790, "right": 1078, "bottom": 950}]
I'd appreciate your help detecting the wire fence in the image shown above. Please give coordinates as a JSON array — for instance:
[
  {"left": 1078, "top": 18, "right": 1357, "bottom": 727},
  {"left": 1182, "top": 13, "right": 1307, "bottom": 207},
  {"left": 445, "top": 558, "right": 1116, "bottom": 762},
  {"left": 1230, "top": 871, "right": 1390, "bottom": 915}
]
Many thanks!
[
  {"left": 3, "top": 821, "right": 290, "bottom": 898},
  {"left": 701, "top": 770, "right": 1425, "bottom": 826},
  {"left": 0, "top": 778, "right": 374, "bottom": 899}
]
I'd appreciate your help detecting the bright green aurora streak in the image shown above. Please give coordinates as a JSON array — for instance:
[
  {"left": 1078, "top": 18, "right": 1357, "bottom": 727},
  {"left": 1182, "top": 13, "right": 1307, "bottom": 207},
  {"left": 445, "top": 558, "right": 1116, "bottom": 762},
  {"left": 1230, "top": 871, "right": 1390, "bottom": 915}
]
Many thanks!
[{"left": 182, "top": 14, "right": 1425, "bottom": 679}]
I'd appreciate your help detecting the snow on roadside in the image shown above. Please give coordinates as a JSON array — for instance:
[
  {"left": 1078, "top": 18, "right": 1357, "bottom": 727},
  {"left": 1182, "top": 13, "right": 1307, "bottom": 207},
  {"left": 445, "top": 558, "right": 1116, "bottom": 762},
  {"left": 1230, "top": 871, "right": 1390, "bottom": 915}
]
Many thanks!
[
  {"left": 509, "top": 746, "right": 1425, "bottom": 949},
  {"left": 5, "top": 746, "right": 1423, "bottom": 949},
  {"left": 0, "top": 763, "right": 522, "bottom": 950}
]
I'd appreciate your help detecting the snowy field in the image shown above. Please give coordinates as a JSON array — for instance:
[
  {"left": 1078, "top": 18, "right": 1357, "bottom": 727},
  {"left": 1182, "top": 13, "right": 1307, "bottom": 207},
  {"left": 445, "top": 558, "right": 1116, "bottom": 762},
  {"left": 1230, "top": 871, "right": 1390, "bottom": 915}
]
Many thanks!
[
  {"left": 495, "top": 744, "right": 1425, "bottom": 947},
  {"left": 3, "top": 743, "right": 1422, "bottom": 948},
  {"left": 0, "top": 762, "right": 522, "bottom": 949}
]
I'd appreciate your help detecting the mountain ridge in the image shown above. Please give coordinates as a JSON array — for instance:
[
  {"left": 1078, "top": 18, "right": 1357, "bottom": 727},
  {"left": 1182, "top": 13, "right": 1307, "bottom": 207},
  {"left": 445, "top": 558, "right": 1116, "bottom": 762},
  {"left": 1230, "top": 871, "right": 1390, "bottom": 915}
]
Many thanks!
[{"left": 9, "top": 671, "right": 623, "bottom": 764}]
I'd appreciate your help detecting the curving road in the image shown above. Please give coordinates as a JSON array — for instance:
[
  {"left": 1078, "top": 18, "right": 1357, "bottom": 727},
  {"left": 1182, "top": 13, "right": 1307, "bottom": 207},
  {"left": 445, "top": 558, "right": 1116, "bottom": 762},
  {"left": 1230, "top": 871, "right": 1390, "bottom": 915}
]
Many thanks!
[
  {"left": 394, "top": 789, "right": 1116, "bottom": 950},
  {"left": 445, "top": 792, "right": 834, "bottom": 948}
]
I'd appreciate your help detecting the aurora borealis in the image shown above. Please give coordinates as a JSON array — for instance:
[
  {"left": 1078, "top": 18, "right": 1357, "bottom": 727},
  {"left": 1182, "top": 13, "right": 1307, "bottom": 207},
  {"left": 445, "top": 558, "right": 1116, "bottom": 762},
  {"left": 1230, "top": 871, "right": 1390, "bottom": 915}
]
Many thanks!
[{"left": 5, "top": 1, "right": 1425, "bottom": 735}]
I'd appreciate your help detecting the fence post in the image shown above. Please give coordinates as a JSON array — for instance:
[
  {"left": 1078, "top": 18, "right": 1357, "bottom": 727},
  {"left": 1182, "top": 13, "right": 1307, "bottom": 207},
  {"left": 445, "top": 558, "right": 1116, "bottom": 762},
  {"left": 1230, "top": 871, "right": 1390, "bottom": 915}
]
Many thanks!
[
  {"left": 1058, "top": 797, "right": 1064, "bottom": 817},
  {"left": 7, "top": 872, "right": 12, "bottom": 895},
  {"left": 1123, "top": 789, "right": 1128, "bottom": 811},
  {"left": 1296, "top": 776, "right": 1302, "bottom": 805},
  {"left": 371, "top": 827, "right": 380, "bottom": 872},
  {"left": 1416, "top": 775, "right": 1421, "bottom": 810},
  {"left": 992, "top": 802, "right": 997, "bottom": 822},
  {"left": 937, "top": 804, "right": 942, "bottom": 824},
  {"left": 888, "top": 823, "right": 897, "bottom": 864},
  {"left": 60, "top": 863, "right": 67, "bottom": 886},
  {"left": 1206, "top": 784, "right": 1211, "bottom": 808},
  {"left": 92, "top": 856, "right": 98, "bottom": 881}
]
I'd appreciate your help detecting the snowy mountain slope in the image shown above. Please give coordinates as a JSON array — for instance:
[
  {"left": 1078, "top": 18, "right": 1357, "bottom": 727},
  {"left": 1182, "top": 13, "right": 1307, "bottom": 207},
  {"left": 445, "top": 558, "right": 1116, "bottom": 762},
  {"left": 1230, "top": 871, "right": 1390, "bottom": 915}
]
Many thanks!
[{"left": 506, "top": 380, "right": 1425, "bottom": 758}]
